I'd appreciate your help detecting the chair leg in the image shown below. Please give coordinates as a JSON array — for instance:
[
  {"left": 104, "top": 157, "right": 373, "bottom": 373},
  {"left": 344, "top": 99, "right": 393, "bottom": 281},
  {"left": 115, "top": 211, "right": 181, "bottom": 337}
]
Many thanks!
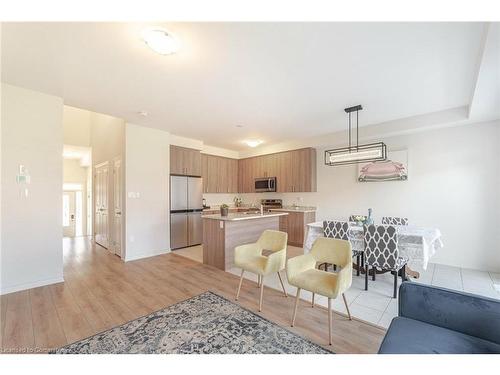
[
  {"left": 257, "top": 275, "right": 261, "bottom": 288},
  {"left": 236, "top": 269, "right": 245, "bottom": 301},
  {"left": 277, "top": 271, "right": 288, "bottom": 297},
  {"left": 393, "top": 270, "right": 398, "bottom": 299},
  {"left": 372, "top": 266, "right": 376, "bottom": 281},
  {"left": 356, "top": 255, "right": 360, "bottom": 276},
  {"left": 291, "top": 288, "right": 301, "bottom": 327},
  {"left": 365, "top": 264, "right": 369, "bottom": 291},
  {"left": 311, "top": 292, "right": 315, "bottom": 307},
  {"left": 342, "top": 293, "right": 352, "bottom": 320},
  {"left": 259, "top": 276, "right": 265, "bottom": 311},
  {"left": 361, "top": 253, "right": 364, "bottom": 268},
  {"left": 328, "top": 298, "right": 332, "bottom": 345}
]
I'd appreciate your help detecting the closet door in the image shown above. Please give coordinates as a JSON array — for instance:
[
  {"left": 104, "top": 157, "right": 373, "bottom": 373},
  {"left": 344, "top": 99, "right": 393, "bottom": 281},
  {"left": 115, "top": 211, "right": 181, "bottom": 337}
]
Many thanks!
[
  {"left": 95, "top": 162, "right": 109, "bottom": 248},
  {"left": 112, "top": 159, "right": 123, "bottom": 257}
]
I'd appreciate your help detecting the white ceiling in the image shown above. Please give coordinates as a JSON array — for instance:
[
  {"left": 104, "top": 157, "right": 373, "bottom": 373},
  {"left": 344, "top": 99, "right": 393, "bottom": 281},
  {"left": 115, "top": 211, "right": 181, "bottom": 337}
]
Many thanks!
[{"left": 1, "top": 22, "right": 492, "bottom": 150}]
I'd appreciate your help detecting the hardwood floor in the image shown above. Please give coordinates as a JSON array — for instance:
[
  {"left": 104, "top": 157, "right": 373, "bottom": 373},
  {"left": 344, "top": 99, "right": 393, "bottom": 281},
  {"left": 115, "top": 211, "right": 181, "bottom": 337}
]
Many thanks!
[{"left": 0, "top": 237, "right": 385, "bottom": 354}]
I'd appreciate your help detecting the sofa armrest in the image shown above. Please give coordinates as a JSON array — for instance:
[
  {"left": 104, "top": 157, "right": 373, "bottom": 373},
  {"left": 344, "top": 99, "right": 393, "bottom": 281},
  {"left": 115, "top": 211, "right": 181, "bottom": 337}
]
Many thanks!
[{"left": 399, "top": 282, "right": 500, "bottom": 345}]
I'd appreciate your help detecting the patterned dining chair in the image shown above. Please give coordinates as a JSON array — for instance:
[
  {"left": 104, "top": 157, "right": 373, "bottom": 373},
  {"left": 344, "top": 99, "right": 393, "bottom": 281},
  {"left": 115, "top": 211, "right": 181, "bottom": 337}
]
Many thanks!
[
  {"left": 364, "top": 224, "right": 408, "bottom": 298},
  {"left": 323, "top": 220, "right": 364, "bottom": 276},
  {"left": 381, "top": 216, "right": 409, "bottom": 226}
]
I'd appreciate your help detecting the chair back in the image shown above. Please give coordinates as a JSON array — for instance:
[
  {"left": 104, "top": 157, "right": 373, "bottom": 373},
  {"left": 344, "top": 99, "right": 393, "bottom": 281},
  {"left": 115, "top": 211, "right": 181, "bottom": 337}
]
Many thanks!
[
  {"left": 323, "top": 220, "right": 350, "bottom": 240},
  {"left": 257, "top": 230, "right": 287, "bottom": 252},
  {"left": 381, "top": 216, "right": 408, "bottom": 226},
  {"left": 364, "top": 224, "right": 399, "bottom": 269},
  {"left": 310, "top": 237, "right": 352, "bottom": 269}
]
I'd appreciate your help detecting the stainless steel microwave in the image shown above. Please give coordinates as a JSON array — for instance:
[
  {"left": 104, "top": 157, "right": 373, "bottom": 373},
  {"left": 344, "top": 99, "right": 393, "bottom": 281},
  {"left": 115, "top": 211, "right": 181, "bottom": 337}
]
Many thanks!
[{"left": 255, "top": 177, "right": 276, "bottom": 192}]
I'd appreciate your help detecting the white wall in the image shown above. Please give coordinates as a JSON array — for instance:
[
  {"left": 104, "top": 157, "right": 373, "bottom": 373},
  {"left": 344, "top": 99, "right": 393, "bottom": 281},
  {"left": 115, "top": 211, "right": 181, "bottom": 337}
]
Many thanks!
[
  {"left": 90, "top": 112, "right": 125, "bottom": 166},
  {"left": 63, "top": 106, "right": 91, "bottom": 147},
  {"left": 125, "top": 123, "right": 170, "bottom": 261},
  {"left": 1, "top": 84, "right": 64, "bottom": 294},
  {"left": 236, "top": 121, "right": 500, "bottom": 272}
]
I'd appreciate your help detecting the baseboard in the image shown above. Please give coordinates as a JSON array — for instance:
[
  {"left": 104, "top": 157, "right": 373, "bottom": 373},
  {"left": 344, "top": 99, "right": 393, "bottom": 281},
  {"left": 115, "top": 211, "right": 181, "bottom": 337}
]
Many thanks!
[
  {"left": 0, "top": 276, "right": 65, "bottom": 295},
  {"left": 124, "top": 249, "right": 171, "bottom": 262}
]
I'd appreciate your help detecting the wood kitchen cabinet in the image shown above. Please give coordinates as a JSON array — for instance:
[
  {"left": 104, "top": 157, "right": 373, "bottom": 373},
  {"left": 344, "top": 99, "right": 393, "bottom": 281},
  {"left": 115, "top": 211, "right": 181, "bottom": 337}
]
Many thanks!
[
  {"left": 170, "top": 145, "right": 202, "bottom": 176},
  {"left": 202, "top": 154, "right": 238, "bottom": 193},
  {"left": 237, "top": 157, "right": 255, "bottom": 193},
  {"left": 278, "top": 210, "right": 316, "bottom": 247},
  {"left": 238, "top": 147, "right": 316, "bottom": 193}
]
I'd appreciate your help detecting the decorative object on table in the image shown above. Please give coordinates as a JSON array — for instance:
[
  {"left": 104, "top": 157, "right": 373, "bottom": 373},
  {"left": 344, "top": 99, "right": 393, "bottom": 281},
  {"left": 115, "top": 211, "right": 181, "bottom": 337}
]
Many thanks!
[
  {"left": 363, "top": 224, "right": 408, "bottom": 298},
  {"left": 220, "top": 204, "right": 229, "bottom": 216},
  {"left": 233, "top": 196, "right": 242, "bottom": 207},
  {"left": 358, "top": 150, "right": 408, "bottom": 182},
  {"left": 323, "top": 220, "right": 364, "bottom": 276},
  {"left": 287, "top": 237, "right": 353, "bottom": 346},
  {"left": 349, "top": 215, "right": 366, "bottom": 226},
  {"left": 234, "top": 230, "right": 288, "bottom": 312},
  {"left": 365, "top": 208, "right": 374, "bottom": 225},
  {"left": 382, "top": 216, "right": 409, "bottom": 226},
  {"left": 53, "top": 291, "right": 331, "bottom": 354},
  {"left": 325, "top": 105, "right": 387, "bottom": 166}
]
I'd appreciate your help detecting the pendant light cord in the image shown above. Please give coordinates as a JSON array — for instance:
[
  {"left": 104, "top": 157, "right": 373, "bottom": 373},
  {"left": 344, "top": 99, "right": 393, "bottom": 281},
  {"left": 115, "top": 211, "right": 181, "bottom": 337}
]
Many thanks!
[
  {"left": 356, "top": 109, "right": 359, "bottom": 151},
  {"left": 348, "top": 112, "right": 351, "bottom": 152}
]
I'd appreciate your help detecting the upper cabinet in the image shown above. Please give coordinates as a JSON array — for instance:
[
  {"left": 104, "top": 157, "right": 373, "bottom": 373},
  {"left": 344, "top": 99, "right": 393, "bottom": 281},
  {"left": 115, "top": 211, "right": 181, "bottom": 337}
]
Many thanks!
[
  {"left": 238, "top": 147, "right": 317, "bottom": 193},
  {"left": 202, "top": 154, "right": 238, "bottom": 193},
  {"left": 170, "top": 145, "right": 202, "bottom": 176}
]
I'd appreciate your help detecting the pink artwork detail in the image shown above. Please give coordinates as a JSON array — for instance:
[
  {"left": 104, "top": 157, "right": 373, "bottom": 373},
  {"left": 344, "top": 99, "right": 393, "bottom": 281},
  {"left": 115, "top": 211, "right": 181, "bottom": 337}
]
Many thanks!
[{"left": 358, "top": 160, "right": 408, "bottom": 182}]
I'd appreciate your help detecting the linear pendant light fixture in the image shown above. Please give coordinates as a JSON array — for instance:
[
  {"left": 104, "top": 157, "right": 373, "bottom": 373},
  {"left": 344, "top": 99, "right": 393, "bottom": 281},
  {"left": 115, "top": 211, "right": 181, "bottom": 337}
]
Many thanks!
[{"left": 325, "top": 105, "right": 387, "bottom": 166}]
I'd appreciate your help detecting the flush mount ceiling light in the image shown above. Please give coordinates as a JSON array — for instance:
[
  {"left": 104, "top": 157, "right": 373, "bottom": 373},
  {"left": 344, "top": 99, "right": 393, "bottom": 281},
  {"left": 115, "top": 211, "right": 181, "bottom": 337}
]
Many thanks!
[
  {"left": 141, "top": 27, "right": 180, "bottom": 55},
  {"left": 325, "top": 105, "right": 387, "bottom": 166},
  {"left": 244, "top": 139, "right": 263, "bottom": 148}
]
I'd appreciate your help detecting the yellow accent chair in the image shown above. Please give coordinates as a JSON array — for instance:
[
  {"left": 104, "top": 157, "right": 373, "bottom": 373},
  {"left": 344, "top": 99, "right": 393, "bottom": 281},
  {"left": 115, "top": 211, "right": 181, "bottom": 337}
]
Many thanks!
[
  {"left": 234, "top": 229, "right": 288, "bottom": 311},
  {"left": 286, "top": 237, "right": 353, "bottom": 345}
]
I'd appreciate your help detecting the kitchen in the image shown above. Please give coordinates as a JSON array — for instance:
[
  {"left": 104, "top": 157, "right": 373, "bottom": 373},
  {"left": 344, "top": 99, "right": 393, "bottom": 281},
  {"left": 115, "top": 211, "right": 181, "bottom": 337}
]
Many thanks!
[{"left": 169, "top": 145, "right": 318, "bottom": 269}]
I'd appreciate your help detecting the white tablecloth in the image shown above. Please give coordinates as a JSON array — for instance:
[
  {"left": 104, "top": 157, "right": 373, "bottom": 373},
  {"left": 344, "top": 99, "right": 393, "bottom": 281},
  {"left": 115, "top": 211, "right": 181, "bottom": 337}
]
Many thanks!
[{"left": 303, "top": 222, "right": 443, "bottom": 270}]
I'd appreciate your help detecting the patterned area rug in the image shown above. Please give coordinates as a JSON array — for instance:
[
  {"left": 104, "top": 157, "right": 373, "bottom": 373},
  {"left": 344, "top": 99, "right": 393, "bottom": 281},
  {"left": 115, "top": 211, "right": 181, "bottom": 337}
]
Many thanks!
[{"left": 54, "top": 291, "right": 332, "bottom": 354}]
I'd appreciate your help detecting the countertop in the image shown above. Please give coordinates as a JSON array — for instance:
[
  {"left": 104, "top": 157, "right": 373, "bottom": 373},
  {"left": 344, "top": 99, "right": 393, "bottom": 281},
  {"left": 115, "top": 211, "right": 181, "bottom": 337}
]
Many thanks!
[
  {"left": 202, "top": 212, "right": 288, "bottom": 221},
  {"left": 269, "top": 206, "right": 317, "bottom": 213}
]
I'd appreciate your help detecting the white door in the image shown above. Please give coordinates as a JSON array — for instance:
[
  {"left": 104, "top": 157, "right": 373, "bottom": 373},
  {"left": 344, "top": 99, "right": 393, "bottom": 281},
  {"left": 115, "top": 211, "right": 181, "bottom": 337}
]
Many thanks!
[
  {"left": 95, "top": 162, "right": 109, "bottom": 248},
  {"left": 113, "top": 159, "right": 123, "bottom": 257},
  {"left": 63, "top": 191, "right": 76, "bottom": 237}
]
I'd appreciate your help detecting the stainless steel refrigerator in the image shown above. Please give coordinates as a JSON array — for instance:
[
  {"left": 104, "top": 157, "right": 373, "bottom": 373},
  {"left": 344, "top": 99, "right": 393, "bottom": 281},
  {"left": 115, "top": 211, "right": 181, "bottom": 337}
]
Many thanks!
[{"left": 170, "top": 176, "right": 203, "bottom": 250}]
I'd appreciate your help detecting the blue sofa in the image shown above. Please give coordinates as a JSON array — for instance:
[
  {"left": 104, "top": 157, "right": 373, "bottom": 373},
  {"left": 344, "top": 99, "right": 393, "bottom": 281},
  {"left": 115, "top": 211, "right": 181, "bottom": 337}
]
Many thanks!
[{"left": 378, "top": 282, "right": 500, "bottom": 354}]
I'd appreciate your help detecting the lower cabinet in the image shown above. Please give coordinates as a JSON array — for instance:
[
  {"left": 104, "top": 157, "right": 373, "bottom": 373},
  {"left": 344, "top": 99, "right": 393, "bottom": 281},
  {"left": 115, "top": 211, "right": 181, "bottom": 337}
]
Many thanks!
[{"left": 278, "top": 211, "right": 316, "bottom": 247}]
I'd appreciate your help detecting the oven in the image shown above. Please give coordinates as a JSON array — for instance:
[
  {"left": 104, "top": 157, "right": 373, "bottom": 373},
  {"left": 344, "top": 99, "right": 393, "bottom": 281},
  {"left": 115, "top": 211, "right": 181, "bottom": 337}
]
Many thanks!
[{"left": 254, "top": 177, "right": 277, "bottom": 192}]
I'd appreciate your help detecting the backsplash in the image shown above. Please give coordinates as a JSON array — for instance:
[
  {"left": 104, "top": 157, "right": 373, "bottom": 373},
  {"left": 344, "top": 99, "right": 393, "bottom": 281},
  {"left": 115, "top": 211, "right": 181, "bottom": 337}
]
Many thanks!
[{"left": 202, "top": 192, "right": 316, "bottom": 208}]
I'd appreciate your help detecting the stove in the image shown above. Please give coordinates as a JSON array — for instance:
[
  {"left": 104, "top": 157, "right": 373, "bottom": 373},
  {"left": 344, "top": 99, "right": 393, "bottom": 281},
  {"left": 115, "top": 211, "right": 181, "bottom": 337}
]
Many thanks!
[{"left": 261, "top": 199, "right": 283, "bottom": 212}]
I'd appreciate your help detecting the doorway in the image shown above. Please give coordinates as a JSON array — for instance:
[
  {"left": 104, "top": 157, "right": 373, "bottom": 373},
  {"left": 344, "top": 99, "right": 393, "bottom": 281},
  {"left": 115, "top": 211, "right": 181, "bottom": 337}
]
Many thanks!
[
  {"left": 63, "top": 188, "right": 84, "bottom": 237},
  {"left": 63, "top": 144, "right": 92, "bottom": 238}
]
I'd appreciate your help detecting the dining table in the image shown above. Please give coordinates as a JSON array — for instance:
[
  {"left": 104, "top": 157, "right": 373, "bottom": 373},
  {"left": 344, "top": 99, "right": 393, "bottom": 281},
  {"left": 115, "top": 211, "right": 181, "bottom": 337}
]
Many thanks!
[{"left": 303, "top": 221, "right": 444, "bottom": 278}]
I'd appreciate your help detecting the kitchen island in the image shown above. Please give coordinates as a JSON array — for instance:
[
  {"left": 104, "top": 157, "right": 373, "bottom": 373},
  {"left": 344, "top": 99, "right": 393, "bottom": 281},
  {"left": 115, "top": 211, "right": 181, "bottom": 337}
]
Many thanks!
[{"left": 202, "top": 212, "right": 288, "bottom": 271}]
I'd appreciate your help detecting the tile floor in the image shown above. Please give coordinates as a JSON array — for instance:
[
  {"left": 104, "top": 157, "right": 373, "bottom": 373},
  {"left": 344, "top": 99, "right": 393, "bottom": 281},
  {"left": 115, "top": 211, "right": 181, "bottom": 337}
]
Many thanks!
[{"left": 174, "top": 245, "right": 500, "bottom": 329}]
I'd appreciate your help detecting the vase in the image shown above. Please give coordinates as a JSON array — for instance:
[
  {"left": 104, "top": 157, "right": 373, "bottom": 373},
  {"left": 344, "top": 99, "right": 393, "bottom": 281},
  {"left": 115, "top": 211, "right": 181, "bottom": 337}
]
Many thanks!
[{"left": 220, "top": 207, "right": 229, "bottom": 216}]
